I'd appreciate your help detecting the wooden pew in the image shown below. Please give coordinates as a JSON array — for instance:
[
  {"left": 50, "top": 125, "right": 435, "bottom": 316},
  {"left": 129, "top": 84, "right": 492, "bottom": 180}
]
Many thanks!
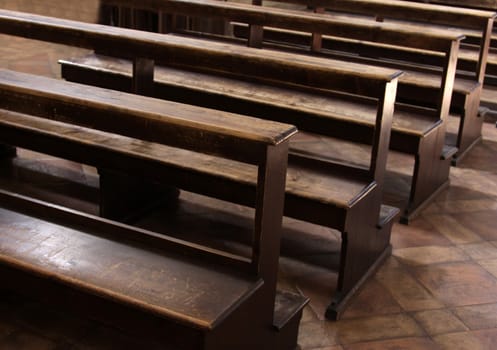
[
  {"left": 0, "top": 67, "right": 302, "bottom": 349},
  {"left": 95, "top": 0, "right": 497, "bottom": 130},
  {"left": 399, "top": 0, "right": 497, "bottom": 126},
  {"left": 254, "top": 0, "right": 495, "bottom": 163},
  {"left": 69, "top": 0, "right": 463, "bottom": 223},
  {"left": 0, "top": 9, "right": 401, "bottom": 319},
  {"left": 395, "top": 0, "right": 497, "bottom": 48}
]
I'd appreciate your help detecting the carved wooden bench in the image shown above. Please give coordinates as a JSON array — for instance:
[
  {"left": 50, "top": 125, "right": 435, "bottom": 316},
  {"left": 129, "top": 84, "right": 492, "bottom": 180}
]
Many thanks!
[
  {"left": 0, "top": 67, "right": 304, "bottom": 349},
  {"left": 251, "top": 0, "right": 495, "bottom": 163},
  {"left": 69, "top": 0, "right": 463, "bottom": 223},
  {"left": 0, "top": 9, "right": 401, "bottom": 319},
  {"left": 400, "top": 0, "right": 497, "bottom": 126}
]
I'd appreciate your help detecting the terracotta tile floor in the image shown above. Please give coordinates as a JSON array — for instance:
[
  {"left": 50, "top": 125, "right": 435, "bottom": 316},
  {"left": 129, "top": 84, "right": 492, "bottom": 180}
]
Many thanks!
[{"left": 1, "top": 2, "right": 497, "bottom": 349}]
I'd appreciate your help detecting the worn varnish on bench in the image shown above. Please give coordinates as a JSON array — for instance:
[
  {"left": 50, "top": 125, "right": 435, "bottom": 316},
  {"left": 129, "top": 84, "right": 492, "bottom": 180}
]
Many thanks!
[
  {"left": 0, "top": 67, "right": 305, "bottom": 349},
  {"left": 401, "top": 0, "right": 497, "bottom": 126},
  {"left": 260, "top": 0, "right": 495, "bottom": 164},
  {"left": 0, "top": 9, "right": 402, "bottom": 319},
  {"left": 0, "top": 9, "right": 313, "bottom": 349},
  {"left": 88, "top": 0, "right": 462, "bottom": 223}
]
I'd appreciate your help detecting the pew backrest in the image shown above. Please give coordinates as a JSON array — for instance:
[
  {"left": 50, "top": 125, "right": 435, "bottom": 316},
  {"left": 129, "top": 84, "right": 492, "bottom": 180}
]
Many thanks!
[
  {"left": 0, "top": 67, "right": 298, "bottom": 276},
  {"left": 0, "top": 8, "right": 402, "bottom": 184},
  {"left": 97, "top": 0, "right": 462, "bottom": 124},
  {"left": 0, "top": 9, "right": 400, "bottom": 97},
  {"left": 262, "top": 0, "right": 495, "bottom": 84}
]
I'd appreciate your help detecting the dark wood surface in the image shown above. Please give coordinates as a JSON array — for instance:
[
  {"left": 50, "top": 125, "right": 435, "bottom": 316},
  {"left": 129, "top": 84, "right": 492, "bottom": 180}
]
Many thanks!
[
  {"left": 1, "top": 9, "right": 497, "bottom": 345},
  {"left": 58, "top": 55, "right": 397, "bottom": 229},
  {"left": 0, "top": 108, "right": 374, "bottom": 210},
  {"left": 62, "top": 54, "right": 439, "bottom": 136},
  {"left": 0, "top": 68, "right": 296, "bottom": 164},
  {"left": 101, "top": 0, "right": 463, "bottom": 50},
  {"left": 57, "top": 54, "right": 399, "bottom": 319},
  {"left": 0, "top": 9, "right": 400, "bottom": 97},
  {"left": 281, "top": 0, "right": 494, "bottom": 160},
  {"left": 315, "top": 0, "right": 495, "bottom": 27},
  {"left": 0, "top": 9, "right": 315, "bottom": 346},
  {"left": 236, "top": 0, "right": 492, "bottom": 163},
  {"left": 0, "top": 189, "right": 309, "bottom": 350},
  {"left": 305, "top": 5, "right": 485, "bottom": 121},
  {"left": 399, "top": 0, "right": 497, "bottom": 121},
  {"left": 0, "top": 205, "right": 262, "bottom": 331},
  {"left": 0, "top": 9, "right": 401, "bottom": 319},
  {"left": 73, "top": 0, "right": 461, "bottom": 221},
  {"left": 0, "top": 84, "right": 304, "bottom": 349}
]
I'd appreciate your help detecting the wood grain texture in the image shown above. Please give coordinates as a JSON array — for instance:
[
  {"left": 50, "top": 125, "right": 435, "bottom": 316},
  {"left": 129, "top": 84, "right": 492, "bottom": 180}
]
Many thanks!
[
  {"left": 229, "top": 0, "right": 487, "bottom": 163},
  {"left": 0, "top": 69, "right": 297, "bottom": 163},
  {"left": 0, "top": 8, "right": 401, "bottom": 97},
  {"left": 316, "top": 0, "right": 496, "bottom": 27},
  {"left": 403, "top": 0, "right": 497, "bottom": 11},
  {"left": 100, "top": 0, "right": 464, "bottom": 51},
  {"left": 0, "top": 206, "right": 261, "bottom": 330},
  {"left": 0, "top": 6, "right": 311, "bottom": 344},
  {"left": 0, "top": 4, "right": 399, "bottom": 320},
  {"left": 62, "top": 54, "right": 438, "bottom": 137},
  {"left": 0, "top": 109, "right": 371, "bottom": 210},
  {"left": 268, "top": 0, "right": 493, "bottom": 84}
]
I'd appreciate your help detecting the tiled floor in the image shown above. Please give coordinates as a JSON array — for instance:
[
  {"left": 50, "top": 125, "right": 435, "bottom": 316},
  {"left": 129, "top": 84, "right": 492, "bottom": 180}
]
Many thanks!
[{"left": 1, "top": 2, "right": 497, "bottom": 349}]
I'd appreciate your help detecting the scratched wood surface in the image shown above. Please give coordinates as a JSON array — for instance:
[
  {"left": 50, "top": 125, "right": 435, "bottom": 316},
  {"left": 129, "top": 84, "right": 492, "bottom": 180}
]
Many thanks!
[
  {"left": 0, "top": 109, "right": 371, "bottom": 209},
  {"left": 0, "top": 9, "right": 401, "bottom": 97},
  {"left": 0, "top": 6, "right": 400, "bottom": 320},
  {"left": 0, "top": 69, "right": 295, "bottom": 147},
  {"left": 62, "top": 54, "right": 438, "bottom": 137},
  {"left": 0, "top": 206, "right": 261, "bottom": 330},
  {"left": 101, "top": 0, "right": 463, "bottom": 51},
  {"left": 0, "top": 69, "right": 297, "bottom": 165}
]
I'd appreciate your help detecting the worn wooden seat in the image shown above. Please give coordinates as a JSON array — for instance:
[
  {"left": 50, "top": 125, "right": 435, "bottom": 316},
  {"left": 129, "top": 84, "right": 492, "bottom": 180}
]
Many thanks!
[
  {"left": 0, "top": 101, "right": 370, "bottom": 230},
  {"left": 266, "top": 0, "right": 494, "bottom": 164},
  {"left": 80, "top": 0, "right": 463, "bottom": 222},
  {"left": 0, "top": 67, "right": 304, "bottom": 349},
  {"left": 0, "top": 9, "right": 401, "bottom": 319},
  {"left": 0, "top": 201, "right": 261, "bottom": 339}
]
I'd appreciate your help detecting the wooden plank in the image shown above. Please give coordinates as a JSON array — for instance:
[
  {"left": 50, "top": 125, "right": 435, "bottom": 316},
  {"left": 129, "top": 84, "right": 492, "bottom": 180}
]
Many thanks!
[
  {"left": 0, "top": 109, "right": 372, "bottom": 211},
  {"left": 0, "top": 183, "right": 252, "bottom": 271},
  {"left": 0, "top": 204, "right": 262, "bottom": 331},
  {"left": 320, "top": 0, "right": 496, "bottom": 28},
  {"left": 233, "top": 24, "right": 476, "bottom": 100},
  {"left": 480, "top": 83, "right": 497, "bottom": 109},
  {"left": 290, "top": 0, "right": 494, "bottom": 85},
  {"left": 237, "top": 0, "right": 485, "bottom": 163},
  {"left": 0, "top": 8, "right": 310, "bottom": 339},
  {"left": 0, "top": 69, "right": 297, "bottom": 164},
  {"left": 101, "top": 0, "right": 465, "bottom": 51},
  {"left": 0, "top": 9, "right": 401, "bottom": 97},
  {"left": 60, "top": 54, "right": 438, "bottom": 137}
]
